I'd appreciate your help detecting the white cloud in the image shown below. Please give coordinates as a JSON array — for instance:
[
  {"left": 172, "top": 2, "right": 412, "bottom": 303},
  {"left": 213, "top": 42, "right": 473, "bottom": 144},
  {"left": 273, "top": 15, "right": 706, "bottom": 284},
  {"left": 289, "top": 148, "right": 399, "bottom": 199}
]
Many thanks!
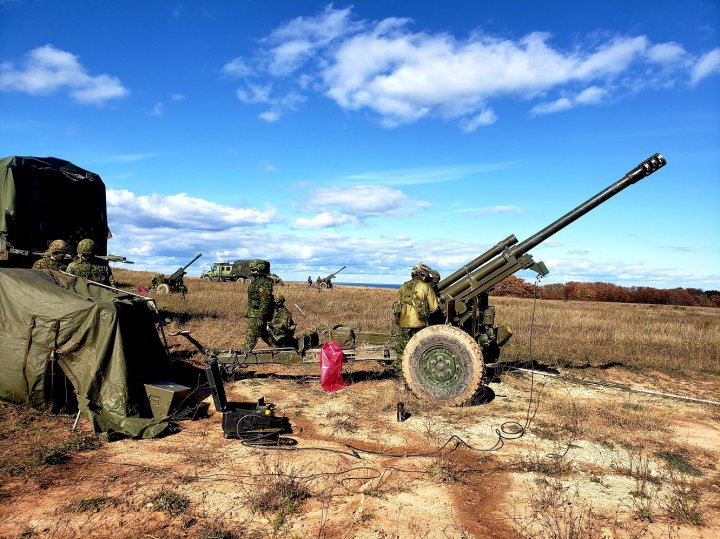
[
  {"left": 264, "top": 4, "right": 358, "bottom": 76},
  {"left": 151, "top": 102, "right": 164, "bottom": 116},
  {"left": 236, "top": 84, "right": 272, "bottom": 104},
  {"left": 308, "top": 185, "right": 429, "bottom": 217},
  {"left": 222, "top": 56, "right": 253, "bottom": 78},
  {"left": 288, "top": 184, "right": 430, "bottom": 230},
  {"left": 646, "top": 42, "right": 687, "bottom": 64},
  {"left": 475, "top": 205, "right": 522, "bottom": 215},
  {"left": 531, "top": 85, "right": 608, "bottom": 115},
  {"left": 690, "top": 48, "right": 720, "bottom": 85},
  {"left": 293, "top": 211, "right": 357, "bottom": 229},
  {"left": 343, "top": 162, "right": 515, "bottom": 186},
  {"left": 259, "top": 110, "right": 280, "bottom": 122},
  {"left": 460, "top": 108, "right": 498, "bottom": 133},
  {"left": 222, "top": 6, "right": 716, "bottom": 129},
  {"left": 107, "top": 188, "right": 278, "bottom": 230},
  {"left": 0, "top": 44, "right": 129, "bottom": 105}
]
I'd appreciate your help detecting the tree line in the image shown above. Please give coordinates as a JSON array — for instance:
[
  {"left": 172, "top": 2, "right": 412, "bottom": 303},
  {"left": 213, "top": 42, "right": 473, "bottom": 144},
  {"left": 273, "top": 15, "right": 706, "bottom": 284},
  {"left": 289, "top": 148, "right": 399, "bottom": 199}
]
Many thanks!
[{"left": 491, "top": 276, "right": 720, "bottom": 308}]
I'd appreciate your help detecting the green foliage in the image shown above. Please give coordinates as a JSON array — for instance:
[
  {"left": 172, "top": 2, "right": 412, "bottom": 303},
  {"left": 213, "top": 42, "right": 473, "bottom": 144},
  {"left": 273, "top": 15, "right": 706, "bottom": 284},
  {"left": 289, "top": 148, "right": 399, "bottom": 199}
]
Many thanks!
[
  {"left": 146, "top": 489, "right": 191, "bottom": 517},
  {"left": 70, "top": 496, "right": 116, "bottom": 513},
  {"left": 655, "top": 450, "right": 702, "bottom": 477}
]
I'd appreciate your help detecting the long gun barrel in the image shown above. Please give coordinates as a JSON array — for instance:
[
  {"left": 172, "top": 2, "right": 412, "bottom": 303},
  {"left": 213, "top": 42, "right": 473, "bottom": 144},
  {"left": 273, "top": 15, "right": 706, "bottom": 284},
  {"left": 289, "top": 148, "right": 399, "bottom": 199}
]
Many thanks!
[
  {"left": 328, "top": 266, "right": 346, "bottom": 279},
  {"left": 438, "top": 153, "right": 666, "bottom": 305}
]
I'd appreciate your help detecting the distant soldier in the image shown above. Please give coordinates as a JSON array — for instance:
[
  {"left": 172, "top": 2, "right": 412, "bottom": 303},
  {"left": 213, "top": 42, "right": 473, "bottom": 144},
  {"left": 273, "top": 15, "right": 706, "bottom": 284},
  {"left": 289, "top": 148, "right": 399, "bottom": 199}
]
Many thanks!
[
  {"left": 268, "top": 294, "right": 297, "bottom": 348},
  {"left": 393, "top": 263, "right": 440, "bottom": 356},
  {"left": 244, "top": 259, "right": 274, "bottom": 354},
  {"left": 150, "top": 273, "right": 166, "bottom": 289},
  {"left": 32, "top": 239, "right": 69, "bottom": 271},
  {"left": 307, "top": 276, "right": 313, "bottom": 287},
  {"left": 66, "top": 238, "right": 116, "bottom": 287}
]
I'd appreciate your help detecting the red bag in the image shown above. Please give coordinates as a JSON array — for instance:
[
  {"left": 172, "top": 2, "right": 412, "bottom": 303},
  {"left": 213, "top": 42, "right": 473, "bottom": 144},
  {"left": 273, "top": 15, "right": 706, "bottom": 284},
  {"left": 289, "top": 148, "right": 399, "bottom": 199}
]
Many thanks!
[{"left": 320, "top": 341, "right": 345, "bottom": 392}]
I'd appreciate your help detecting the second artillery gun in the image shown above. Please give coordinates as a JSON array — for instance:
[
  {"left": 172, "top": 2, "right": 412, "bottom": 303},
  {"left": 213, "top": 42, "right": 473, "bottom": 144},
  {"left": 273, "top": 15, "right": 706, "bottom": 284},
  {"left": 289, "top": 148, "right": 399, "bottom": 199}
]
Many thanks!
[
  {"left": 177, "top": 154, "right": 666, "bottom": 405},
  {"left": 316, "top": 266, "right": 346, "bottom": 289},
  {"left": 153, "top": 253, "right": 202, "bottom": 295}
]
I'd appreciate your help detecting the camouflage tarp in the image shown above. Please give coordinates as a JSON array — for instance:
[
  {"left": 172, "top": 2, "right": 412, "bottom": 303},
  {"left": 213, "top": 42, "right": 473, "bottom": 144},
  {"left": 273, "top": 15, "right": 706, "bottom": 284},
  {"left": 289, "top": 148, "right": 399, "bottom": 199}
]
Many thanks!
[
  {"left": 0, "top": 269, "right": 171, "bottom": 438},
  {"left": 0, "top": 156, "right": 109, "bottom": 267}
]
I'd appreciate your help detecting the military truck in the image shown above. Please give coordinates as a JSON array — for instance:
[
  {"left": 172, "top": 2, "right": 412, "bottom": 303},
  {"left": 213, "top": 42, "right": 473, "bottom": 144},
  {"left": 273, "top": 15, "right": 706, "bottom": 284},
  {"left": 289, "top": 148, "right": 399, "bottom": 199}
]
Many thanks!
[
  {"left": 202, "top": 259, "right": 283, "bottom": 285},
  {"left": 1, "top": 156, "right": 110, "bottom": 267},
  {"left": 180, "top": 153, "right": 667, "bottom": 406},
  {"left": 201, "top": 262, "right": 235, "bottom": 282}
]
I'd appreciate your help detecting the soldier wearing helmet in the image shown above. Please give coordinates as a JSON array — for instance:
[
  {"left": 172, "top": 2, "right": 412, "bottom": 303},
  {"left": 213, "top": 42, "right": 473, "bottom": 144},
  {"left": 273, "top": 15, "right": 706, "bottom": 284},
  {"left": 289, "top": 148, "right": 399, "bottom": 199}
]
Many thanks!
[
  {"left": 244, "top": 259, "right": 274, "bottom": 353},
  {"left": 32, "top": 239, "right": 70, "bottom": 271},
  {"left": 268, "top": 294, "right": 297, "bottom": 348},
  {"left": 66, "top": 238, "right": 116, "bottom": 286},
  {"left": 393, "top": 263, "right": 441, "bottom": 357}
]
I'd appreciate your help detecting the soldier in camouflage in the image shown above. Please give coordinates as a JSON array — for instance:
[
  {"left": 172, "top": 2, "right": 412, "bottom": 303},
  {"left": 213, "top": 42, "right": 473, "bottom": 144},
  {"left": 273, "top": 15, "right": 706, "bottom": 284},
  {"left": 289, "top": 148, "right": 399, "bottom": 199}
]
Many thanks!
[
  {"left": 32, "top": 239, "right": 70, "bottom": 271},
  {"left": 244, "top": 259, "right": 274, "bottom": 353},
  {"left": 393, "top": 263, "right": 441, "bottom": 357},
  {"left": 66, "top": 238, "right": 116, "bottom": 287},
  {"left": 268, "top": 294, "right": 297, "bottom": 347}
]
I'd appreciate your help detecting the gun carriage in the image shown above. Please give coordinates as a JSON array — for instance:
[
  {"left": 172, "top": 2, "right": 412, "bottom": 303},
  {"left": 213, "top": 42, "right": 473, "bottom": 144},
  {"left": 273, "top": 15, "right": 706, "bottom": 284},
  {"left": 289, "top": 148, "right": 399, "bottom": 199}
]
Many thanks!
[
  {"left": 154, "top": 253, "right": 202, "bottom": 295},
  {"left": 179, "top": 154, "right": 666, "bottom": 405},
  {"left": 316, "top": 266, "right": 346, "bottom": 289}
]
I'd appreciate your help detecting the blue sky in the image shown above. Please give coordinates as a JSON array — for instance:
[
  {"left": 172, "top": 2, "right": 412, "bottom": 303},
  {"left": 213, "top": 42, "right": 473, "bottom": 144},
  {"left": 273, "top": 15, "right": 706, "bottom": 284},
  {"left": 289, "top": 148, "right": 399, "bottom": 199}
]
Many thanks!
[{"left": 1, "top": 0, "right": 719, "bottom": 289}]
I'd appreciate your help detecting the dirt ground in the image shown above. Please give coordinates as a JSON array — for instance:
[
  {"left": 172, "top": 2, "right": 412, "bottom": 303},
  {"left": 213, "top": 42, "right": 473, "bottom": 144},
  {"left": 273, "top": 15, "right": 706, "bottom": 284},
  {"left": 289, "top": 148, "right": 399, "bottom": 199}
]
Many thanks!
[{"left": 1, "top": 357, "right": 719, "bottom": 539}]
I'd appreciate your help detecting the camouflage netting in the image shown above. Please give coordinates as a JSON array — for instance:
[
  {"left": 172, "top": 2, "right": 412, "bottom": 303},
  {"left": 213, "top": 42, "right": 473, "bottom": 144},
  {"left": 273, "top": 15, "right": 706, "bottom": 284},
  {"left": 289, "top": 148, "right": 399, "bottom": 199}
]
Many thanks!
[{"left": 0, "top": 269, "right": 171, "bottom": 438}]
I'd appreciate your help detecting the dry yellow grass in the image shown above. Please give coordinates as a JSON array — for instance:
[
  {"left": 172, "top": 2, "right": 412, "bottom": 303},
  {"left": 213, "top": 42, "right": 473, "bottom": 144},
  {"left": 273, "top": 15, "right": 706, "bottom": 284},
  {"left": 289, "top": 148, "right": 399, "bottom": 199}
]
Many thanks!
[{"left": 114, "top": 268, "right": 720, "bottom": 378}]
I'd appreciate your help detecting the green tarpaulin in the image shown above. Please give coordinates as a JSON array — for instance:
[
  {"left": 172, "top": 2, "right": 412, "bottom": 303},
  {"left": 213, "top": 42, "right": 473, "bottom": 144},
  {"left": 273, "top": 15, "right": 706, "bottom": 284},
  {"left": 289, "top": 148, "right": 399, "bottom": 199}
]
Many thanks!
[
  {"left": 1, "top": 156, "right": 109, "bottom": 267},
  {"left": 0, "top": 269, "right": 171, "bottom": 438}
]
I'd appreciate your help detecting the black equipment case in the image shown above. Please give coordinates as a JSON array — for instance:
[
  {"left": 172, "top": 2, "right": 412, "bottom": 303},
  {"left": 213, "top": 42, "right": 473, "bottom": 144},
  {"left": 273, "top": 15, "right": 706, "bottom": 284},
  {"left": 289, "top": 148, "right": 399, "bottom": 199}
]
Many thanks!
[{"left": 205, "top": 358, "right": 291, "bottom": 441}]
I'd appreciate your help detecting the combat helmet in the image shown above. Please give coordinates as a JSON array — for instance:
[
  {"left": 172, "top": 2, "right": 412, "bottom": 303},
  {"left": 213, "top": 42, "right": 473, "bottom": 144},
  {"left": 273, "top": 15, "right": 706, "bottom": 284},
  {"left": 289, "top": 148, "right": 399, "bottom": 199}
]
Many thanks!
[
  {"left": 77, "top": 238, "right": 96, "bottom": 255},
  {"left": 275, "top": 294, "right": 285, "bottom": 304},
  {"left": 249, "top": 259, "right": 270, "bottom": 274},
  {"left": 411, "top": 262, "right": 440, "bottom": 285},
  {"left": 48, "top": 239, "right": 69, "bottom": 253},
  {"left": 411, "top": 262, "right": 431, "bottom": 279}
]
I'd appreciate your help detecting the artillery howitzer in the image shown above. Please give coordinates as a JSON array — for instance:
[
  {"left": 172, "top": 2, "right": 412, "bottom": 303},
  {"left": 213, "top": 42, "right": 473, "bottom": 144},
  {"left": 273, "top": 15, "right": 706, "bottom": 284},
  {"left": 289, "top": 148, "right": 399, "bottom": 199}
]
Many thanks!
[
  {"left": 316, "top": 266, "right": 346, "bottom": 289},
  {"left": 174, "top": 155, "right": 666, "bottom": 406},
  {"left": 153, "top": 253, "right": 202, "bottom": 295},
  {"left": 401, "top": 153, "right": 666, "bottom": 404}
]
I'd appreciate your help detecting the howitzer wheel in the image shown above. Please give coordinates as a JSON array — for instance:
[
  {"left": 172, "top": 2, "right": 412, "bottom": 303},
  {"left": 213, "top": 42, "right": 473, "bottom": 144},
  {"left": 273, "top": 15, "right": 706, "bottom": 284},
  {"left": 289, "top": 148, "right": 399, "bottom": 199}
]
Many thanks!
[
  {"left": 402, "top": 325, "right": 485, "bottom": 406},
  {"left": 318, "top": 281, "right": 328, "bottom": 289},
  {"left": 156, "top": 283, "right": 171, "bottom": 295}
]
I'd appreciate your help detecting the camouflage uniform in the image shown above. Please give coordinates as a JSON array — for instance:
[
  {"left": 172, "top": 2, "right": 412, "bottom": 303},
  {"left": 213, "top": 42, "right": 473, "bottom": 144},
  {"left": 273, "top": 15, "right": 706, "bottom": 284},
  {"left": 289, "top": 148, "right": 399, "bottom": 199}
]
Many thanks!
[
  {"left": 66, "top": 238, "right": 116, "bottom": 287},
  {"left": 244, "top": 260, "right": 274, "bottom": 353},
  {"left": 394, "top": 263, "right": 440, "bottom": 357},
  {"left": 268, "top": 295, "right": 297, "bottom": 348},
  {"left": 32, "top": 239, "right": 69, "bottom": 271}
]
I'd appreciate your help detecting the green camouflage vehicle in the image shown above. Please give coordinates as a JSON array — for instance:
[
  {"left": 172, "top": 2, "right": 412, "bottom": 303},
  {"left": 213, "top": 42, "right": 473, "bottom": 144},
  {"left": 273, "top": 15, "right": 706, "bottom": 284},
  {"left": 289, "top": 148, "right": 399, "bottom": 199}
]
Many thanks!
[
  {"left": 202, "top": 259, "right": 284, "bottom": 285},
  {"left": 201, "top": 261, "right": 235, "bottom": 282}
]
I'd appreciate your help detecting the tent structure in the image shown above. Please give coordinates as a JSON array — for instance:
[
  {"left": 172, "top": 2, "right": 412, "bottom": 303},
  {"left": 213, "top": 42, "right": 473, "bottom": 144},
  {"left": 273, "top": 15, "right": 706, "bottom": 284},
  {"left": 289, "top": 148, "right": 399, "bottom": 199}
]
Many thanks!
[
  {"left": 1, "top": 156, "right": 109, "bottom": 267},
  {"left": 0, "top": 269, "right": 172, "bottom": 438}
]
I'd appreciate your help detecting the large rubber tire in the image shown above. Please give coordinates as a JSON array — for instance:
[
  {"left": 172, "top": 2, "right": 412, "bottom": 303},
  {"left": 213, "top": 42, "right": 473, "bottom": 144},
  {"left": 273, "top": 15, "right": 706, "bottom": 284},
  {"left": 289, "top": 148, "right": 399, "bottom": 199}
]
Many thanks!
[
  {"left": 402, "top": 325, "right": 485, "bottom": 406},
  {"left": 318, "top": 281, "right": 328, "bottom": 289},
  {"left": 156, "top": 283, "right": 171, "bottom": 295}
]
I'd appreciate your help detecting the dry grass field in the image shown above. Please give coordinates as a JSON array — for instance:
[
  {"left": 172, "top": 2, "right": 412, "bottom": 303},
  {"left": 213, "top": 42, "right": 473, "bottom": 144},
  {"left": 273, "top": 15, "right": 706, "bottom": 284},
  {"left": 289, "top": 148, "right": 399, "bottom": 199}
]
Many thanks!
[{"left": 1, "top": 269, "right": 719, "bottom": 539}]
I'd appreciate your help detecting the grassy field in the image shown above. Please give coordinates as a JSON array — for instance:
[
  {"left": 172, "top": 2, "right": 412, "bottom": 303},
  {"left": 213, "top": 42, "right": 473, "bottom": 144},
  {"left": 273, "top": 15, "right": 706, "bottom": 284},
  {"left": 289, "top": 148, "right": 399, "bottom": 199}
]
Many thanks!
[
  {"left": 115, "top": 269, "right": 720, "bottom": 378},
  {"left": 1, "top": 269, "right": 719, "bottom": 538}
]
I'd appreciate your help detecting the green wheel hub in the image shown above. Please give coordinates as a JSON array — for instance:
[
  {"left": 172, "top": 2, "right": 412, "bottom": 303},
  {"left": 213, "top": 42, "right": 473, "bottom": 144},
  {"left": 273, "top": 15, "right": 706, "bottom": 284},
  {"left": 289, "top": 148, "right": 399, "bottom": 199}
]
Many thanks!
[{"left": 418, "top": 345, "right": 463, "bottom": 389}]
